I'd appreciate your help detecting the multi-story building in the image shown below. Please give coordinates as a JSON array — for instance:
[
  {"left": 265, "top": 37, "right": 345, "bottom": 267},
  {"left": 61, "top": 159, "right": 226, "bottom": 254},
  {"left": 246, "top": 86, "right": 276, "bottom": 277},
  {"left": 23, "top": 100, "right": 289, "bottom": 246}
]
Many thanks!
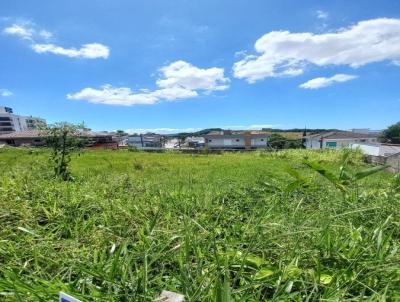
[
  {"left": 127, "top": 133, "right": 164, "bottom": 149},
  {"left": 0, "top": 106, "right": 46, "bottom": 135},
  {"left": 204, "top": 130, "right": 269, "bottom": 149}
]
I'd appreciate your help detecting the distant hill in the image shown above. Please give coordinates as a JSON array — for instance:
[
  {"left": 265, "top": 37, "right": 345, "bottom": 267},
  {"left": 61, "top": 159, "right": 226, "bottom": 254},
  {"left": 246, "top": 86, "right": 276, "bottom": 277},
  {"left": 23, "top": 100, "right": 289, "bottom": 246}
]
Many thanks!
[
  {"left": 169, "top": 128, "right": 223, "bottom": 139},
  {"left": 261, "top": 128, "right": 340, "bottom": 133}
]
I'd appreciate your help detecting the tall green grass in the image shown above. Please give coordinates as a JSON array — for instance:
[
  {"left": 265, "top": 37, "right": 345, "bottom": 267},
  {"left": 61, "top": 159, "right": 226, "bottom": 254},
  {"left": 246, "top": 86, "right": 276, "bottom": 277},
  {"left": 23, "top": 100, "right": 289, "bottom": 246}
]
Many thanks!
[{"left": 0, "top": 148, "right": 399, "bottom": 301}]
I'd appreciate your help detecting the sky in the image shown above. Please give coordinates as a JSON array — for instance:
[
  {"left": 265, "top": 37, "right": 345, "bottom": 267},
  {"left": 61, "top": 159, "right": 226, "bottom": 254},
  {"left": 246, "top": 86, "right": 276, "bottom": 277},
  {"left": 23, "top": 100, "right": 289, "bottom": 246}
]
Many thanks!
[{"left": 0, "top": 0, "right": 399, "bottom": 133}]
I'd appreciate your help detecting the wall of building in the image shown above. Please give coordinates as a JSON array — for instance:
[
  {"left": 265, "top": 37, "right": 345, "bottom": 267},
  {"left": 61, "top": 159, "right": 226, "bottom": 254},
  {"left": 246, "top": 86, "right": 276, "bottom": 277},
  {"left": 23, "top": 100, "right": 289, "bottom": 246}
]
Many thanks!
[
  {"left": 305, "top": 137, "right": 322, "bottom": 149},
  {"left": 206, "top": 136, "right": 268, "bottom": 149},
  {"left": 306, "top": 137, "right": 378, "bottom": 150},
  {"left": 127, "top": 135, "right": 163, "bottom": 148},
  {"left": 251, "top": 137, "right": 268, "bottom": 147}
]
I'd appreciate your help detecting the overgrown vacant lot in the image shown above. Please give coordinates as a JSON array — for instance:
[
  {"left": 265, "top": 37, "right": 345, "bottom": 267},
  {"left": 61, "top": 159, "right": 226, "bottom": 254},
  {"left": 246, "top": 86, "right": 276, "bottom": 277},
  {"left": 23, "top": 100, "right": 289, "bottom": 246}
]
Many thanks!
[{"left": 0, "top": 148, "right": 399, "bottom": 301}]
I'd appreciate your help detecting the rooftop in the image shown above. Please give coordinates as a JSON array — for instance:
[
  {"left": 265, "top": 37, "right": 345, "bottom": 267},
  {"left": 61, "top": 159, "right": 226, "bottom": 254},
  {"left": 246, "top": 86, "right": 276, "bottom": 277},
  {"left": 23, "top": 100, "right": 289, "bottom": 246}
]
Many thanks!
[{"left": 306, "top": 131, "right": 379, "bottom": 140}]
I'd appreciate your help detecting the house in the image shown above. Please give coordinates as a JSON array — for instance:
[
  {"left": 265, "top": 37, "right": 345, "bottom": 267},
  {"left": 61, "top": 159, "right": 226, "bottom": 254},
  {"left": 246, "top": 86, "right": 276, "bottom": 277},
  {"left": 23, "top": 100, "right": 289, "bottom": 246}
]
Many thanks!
[
  {"left": 0, "top": 129, "right": 116, "bottom": 148},
  {"left": 0, "top": 130, "right": 45, "bottom": 146},
  {"left": 204, "top": 130, "right": 268, "bottom": 149},
  {"left": 304, "top": 130, "right": 379, "bottom": 150},
  {"left": 127, "top": 133, "right": 164, "bottom": 149},
  {"left": 0, "top": 106, "right": 46, "bottom": 135},
  {"left": 183, "top": 136, "right": 205, "bottom": 148},
  {"left": 164, "top": 137, "right": 180, "bottom": 149},
  {"left": 86, "top": 131, "right": 118, "bottom": 149}
]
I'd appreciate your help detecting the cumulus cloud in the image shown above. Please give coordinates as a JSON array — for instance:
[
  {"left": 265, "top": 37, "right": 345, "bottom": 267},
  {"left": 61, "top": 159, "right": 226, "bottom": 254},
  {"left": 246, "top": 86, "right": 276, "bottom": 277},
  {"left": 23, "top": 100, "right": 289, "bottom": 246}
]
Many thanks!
[
  {"left": 233, "top": 18, "right": 400, "bottom": 83},
  {"left": 32, "top": 43, "right": 109, "bottom": 59},
  {"left": 3, "top": 21, "right": 109, "bottom": 59},
  {"left": 299, "top": 74, "right": 357, "bottom": 89},
  {"left": 0, "top": 89, "right": 13, "bottom": 97},
  {"left": 67, "top": 60, "right": 229, "bottom": 106}
]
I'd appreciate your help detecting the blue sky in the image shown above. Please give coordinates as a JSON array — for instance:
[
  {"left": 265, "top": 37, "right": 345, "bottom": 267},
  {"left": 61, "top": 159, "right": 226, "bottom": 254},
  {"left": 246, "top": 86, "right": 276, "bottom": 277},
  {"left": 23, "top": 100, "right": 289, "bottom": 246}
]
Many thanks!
[{"left": 0, "top": 0, "right": 399, "bottom": 133}]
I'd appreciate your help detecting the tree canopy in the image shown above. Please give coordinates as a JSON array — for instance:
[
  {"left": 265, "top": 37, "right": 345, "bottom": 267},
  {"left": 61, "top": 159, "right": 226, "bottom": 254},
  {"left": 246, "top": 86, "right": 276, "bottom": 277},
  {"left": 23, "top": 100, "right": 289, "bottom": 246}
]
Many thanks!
[{"left": 381, "top": 122, "right": 400, "bottom": 144}]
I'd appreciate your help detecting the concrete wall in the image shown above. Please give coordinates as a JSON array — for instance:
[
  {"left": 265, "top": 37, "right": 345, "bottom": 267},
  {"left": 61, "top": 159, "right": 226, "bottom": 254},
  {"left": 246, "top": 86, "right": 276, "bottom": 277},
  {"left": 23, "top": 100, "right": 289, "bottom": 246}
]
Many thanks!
[
  {"left": 386, "top": 153, "right": 400, "bottom": 173},
  {"left": 352, "top": 144, "right": 380, "bottom": 156},
  {"left": 365, "top": 153, "right": 400, "bottom": 173}
]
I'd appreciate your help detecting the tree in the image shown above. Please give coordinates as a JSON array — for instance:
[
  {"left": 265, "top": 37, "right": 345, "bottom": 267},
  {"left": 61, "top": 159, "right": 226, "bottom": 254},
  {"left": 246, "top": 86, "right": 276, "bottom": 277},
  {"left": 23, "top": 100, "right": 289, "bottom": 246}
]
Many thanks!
[
  {"left": 43, "top": 123, "right": 86, "bottom": 181},
  {"left": 302, "top": 127, "right": 307, "bottom": 148},
  {"left": 116, "top": 130, "right": 128, "bottom": 137},
  {"left": 381, "top": 122, "right": 400, "bottom": 144},
  {"left": 268, "top": 133, "right": 287, "bottom": 149}
]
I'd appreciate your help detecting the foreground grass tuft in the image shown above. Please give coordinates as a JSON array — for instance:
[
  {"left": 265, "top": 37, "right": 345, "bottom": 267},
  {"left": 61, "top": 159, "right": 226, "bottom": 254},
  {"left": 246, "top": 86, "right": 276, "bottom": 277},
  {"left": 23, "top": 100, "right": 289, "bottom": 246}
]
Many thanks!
[{"left": 0, "top": 148, "right": 399, "bottom": 301}]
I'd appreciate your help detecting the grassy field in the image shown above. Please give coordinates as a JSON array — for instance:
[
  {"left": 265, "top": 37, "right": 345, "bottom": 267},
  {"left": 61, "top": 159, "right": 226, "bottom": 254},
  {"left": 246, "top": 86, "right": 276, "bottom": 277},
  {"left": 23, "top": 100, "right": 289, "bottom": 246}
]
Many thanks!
[{"left": 0, "top": 148, "right": 399, "bottom": 301}]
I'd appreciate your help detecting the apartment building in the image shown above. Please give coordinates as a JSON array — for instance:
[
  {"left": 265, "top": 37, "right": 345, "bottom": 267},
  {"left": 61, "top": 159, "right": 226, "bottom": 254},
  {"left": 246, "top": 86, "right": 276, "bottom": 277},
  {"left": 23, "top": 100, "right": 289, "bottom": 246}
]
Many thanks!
[
  {"left": 0, "top": 106, "right": 46, "bottom": 135},
  {"left": 204, "top": 130, "right": 269, "bottom": 149}
]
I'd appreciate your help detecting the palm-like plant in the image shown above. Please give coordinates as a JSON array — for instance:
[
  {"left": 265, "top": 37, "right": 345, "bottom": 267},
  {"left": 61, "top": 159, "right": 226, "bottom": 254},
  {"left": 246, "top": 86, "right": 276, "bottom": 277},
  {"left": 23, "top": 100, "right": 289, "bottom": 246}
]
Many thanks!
[{"left": 304, "top": 151, "right": 388, "bottom": 197}]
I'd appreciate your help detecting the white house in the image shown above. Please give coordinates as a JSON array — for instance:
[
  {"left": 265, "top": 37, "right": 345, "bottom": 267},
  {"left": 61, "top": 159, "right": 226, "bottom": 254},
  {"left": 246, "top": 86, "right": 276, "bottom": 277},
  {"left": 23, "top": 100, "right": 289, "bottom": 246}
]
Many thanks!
[
  {"left": 304, "top": 131, "right": 379, "bottom": 150},
  {"left": 204, "top": 131, "right": 268, "bottom": 149}
]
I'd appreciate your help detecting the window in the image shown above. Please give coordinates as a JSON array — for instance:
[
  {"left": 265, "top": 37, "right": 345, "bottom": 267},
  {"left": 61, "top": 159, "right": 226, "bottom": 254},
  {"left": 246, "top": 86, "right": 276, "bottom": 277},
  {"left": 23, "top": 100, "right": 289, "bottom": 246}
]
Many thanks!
[
  {"left": 208, "top": 139, "right": 212, "bottom": 142},
  {"left": 235, "top": 139, "right": 240, "bottom": 142},
  {"left": 261, "top": 139, "right": 264, "bottom": 141},
  {"left": 326, "top": 141, "right": 337, "bottom": 148}
]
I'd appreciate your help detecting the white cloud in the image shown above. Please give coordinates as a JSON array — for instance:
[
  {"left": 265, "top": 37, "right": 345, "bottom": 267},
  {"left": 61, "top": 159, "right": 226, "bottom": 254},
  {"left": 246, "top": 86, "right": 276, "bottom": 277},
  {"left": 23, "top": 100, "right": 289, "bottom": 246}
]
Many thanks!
[
  {"left": 233, "top": 18, "right": 400, "bottom": 83},
  {"left": 3, "top": 24, "right": 34, "bottom": 40},
  {"left": 316, "top": 10, "right": 329, "bottom": 19},
  {"left": 3, "top": 21, "right": 109, "bottom": 59},
  {"left": 32, "top": 43, "right": 109, "bottom": 59},
  {"left": 0, "top": 89, "right": 13, "bottom": 97},
  {"left": 67, "top": 61, "right": 229, "bottom": 106},
  {"left": 157, "top": 61, "right": 229, "bottom": 92},
  {"left": 299, "top": 74, "right": 357, "bottom": 89}
]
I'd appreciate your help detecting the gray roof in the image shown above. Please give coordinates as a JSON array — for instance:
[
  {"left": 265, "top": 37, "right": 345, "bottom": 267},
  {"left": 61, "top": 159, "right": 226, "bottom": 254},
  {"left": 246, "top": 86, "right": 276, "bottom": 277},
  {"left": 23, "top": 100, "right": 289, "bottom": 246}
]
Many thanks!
[{"left": 306, "top": 131, "right": 378, "bottom": 140}]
